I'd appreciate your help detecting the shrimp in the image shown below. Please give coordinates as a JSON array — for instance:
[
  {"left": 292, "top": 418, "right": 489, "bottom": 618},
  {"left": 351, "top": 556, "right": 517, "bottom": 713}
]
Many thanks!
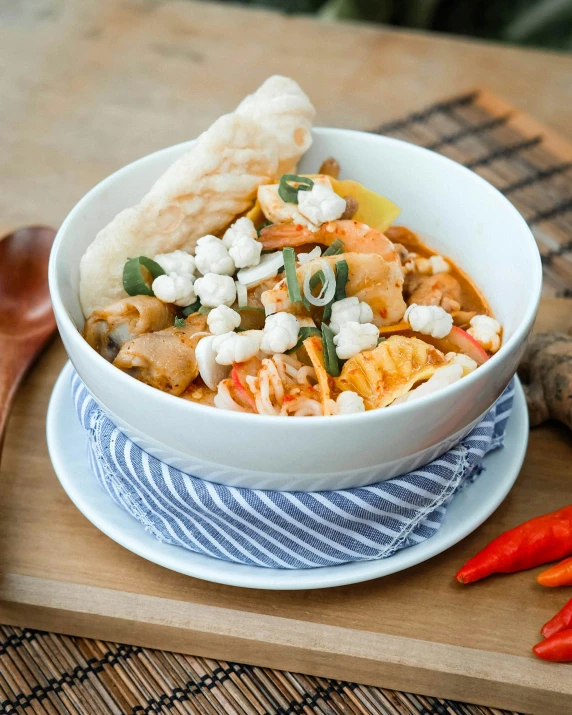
[
  {"left": 407, "top": 272, "right": 463, "bottom": 313},
  {"left": 261, "top": 253, "right": 406, "bottom": 327},
  {"left": 259, "top": 220, "right": 399, "bottom": 263}
]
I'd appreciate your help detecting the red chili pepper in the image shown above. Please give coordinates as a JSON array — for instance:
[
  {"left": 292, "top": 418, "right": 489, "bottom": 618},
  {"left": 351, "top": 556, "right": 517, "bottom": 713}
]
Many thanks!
[
  {"left": 533, "top": 629, "right": 572, "bottom": 662},
  {"left": 455, "top": 505, "right": 572, "bottom": 584},
  {"left": 541, "top": 598, "right": 572, "bottom": 639},
  {"left": 537, "top": 556, "right": 572, "bottom": 587}
]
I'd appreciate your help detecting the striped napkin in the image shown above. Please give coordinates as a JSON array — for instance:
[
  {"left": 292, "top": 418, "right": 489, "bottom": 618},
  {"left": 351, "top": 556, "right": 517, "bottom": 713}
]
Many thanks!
[{"left": 72, "top": 372, "right": 514, "bottom": 569}]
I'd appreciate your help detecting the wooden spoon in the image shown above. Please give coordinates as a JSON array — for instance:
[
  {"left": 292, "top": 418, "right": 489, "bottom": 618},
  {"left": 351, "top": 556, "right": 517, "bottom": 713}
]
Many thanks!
[{"left": 0, "top": 226, "right": 57, "bottom": 463}]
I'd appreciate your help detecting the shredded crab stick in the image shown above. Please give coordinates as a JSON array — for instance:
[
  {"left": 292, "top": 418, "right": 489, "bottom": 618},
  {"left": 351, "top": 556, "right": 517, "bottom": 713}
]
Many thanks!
[
  {"left": 455, "top": 505, "right": 572, "bottom": 584},
  {"left": 259, "top": 220, "right": 399, "bottom": 263}
]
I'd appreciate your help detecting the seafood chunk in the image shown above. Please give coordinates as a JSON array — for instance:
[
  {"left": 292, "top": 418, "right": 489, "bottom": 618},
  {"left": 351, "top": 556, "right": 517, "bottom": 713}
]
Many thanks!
[
  {"left": 260, "top": 220, "right": 399, "bottom": 263},
  {"left": 83, "top": 296, "right": 175, "bottom": 361},
  {"left": 406, "top": 272, "right": 463, "bottom": 313},
  {"left": 113, "top": 314, "right": 208, "bottom": 395},
  {"left": 336, "top": 335, "right": 447, "bottom": 409},
  {"left": 261, "top": 253, "right": 406, "bottom": 327}
]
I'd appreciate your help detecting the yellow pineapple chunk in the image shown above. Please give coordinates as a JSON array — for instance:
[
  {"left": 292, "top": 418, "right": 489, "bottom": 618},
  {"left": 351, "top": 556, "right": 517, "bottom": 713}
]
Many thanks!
[{"left": 336, "top": 335, "right": 447, "bottom": 409}]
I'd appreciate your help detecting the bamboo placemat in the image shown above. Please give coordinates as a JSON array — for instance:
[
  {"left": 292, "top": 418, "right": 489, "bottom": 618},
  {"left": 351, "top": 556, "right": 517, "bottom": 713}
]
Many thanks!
[{"left": 3, "top": 89, "right": 571, "bottom": 715}]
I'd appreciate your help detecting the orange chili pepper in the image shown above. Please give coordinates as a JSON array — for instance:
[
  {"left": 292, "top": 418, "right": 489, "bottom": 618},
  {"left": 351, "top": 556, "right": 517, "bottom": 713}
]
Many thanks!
[
  {"left": 541, "top": 598, "right": 572, "bottom": 639},
  {"left": 537, "top": 556, "right": 572, "bottom": 587},
  {"left": 533, "top": 629, "right": 572, "bottom": 662},
  {"left": 455, "top": 505, "right": 572, "bottom": 585}
]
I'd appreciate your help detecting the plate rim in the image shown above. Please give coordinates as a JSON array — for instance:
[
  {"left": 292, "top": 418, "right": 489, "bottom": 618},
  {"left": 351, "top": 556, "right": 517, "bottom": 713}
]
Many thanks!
[{"left": 46, "top": 362, "right": 529, "bottom": 590}]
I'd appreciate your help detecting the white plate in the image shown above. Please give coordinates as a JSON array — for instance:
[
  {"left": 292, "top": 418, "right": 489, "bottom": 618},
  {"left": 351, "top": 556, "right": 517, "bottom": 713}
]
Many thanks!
[{"left": 47, "top": 363, "right": 529, "bottom": 590}]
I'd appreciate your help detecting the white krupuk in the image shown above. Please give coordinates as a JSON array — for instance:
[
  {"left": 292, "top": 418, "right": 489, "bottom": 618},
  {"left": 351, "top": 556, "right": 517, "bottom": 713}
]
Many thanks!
[
  {"left": 207, "top": 305, "right": 241, "bottom": 335},
  {"left": 468, "top": 315, "right": 502, "bottom": 353},
  {"left": 223, "top": 217, "right": 262, "bottom": 269},
  {"left": 446, "top": 352, "right": 478, "bottom": 375},
  {"left": 297, "top": 183, "right": 346, "bottom": 226},
  {"left": 405, "top": 303, "right": 453, "bottom": 339},
  {"left": 228, "top": 234, "right": 262, "bottom": 269},
  {"left": 153, "top": 250, "right": 196, "bottom": 277},
  {"left": 152, "top": 273, "right": 196, "bottom": 307},
  {"left": 333, "top": 321, "right": 379, "bottom": 360},
  {"left": 222, "top": 217, "right": 257, "bottom": 248},
  {"left": 194, "top": 273, "right": 236, "bottom": 307},
  {"left": 336, "top": 391, "right": 365, "bottom": 415},
  {"left": 213, "top": 330, "right": 263, "bottom": 365},
  {"left": 329, "top": 296, "right": 374, "bottom": 335},
  {"left": 260, "top": 312, "right": 299, "bottom": 354},
  {"left": 195, "top": 335, "right": 231, "bottom": 390},
  {"left": 393, "top": 364, "right": 464, "bottom": 405},
  {"left": 194, "top": 235, "right": 235, "bottom": 276}
]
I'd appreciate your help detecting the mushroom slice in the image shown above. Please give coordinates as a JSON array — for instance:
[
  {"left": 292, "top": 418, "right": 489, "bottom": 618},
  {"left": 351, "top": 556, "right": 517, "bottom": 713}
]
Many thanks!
[
  {"left": 83, "top": 295, "right": 175, "bottom": 361},
  {"left": 113, "top": 315, "right": 208, "bottom": 396}
]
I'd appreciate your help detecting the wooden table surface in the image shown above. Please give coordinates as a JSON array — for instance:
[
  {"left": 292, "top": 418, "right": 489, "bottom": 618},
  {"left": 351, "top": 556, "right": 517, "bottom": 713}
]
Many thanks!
[
  {"left": 2, "top": 4, "right": 572, "bottom": 713},
  {"left": 2, "top": 0, "right": 572, "bottom": 237}
]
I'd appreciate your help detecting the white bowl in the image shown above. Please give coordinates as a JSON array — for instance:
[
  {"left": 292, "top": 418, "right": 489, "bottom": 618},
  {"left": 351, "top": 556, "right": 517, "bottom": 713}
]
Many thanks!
[{"left": 49, "top": 128, "right": 541, "bottom": 491}]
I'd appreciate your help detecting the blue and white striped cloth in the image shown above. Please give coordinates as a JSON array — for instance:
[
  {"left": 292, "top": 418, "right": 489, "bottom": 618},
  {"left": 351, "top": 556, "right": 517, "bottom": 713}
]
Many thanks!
[{"left": 72, "top": 371, "right": 514, "bottom": 569}]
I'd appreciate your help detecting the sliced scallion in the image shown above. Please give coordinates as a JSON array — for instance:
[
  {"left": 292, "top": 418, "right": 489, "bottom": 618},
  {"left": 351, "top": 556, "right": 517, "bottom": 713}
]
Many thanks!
[
  {"left": 309, "top": 269, "right": 325, "bottom": 292},
  {"left": 321, "top": 323, "right": 340, "bottom": 377},
  {"left": 334, "top": 259, "right": 349, "bottom": 301},
  {"left": 123, "top": 256, "right": 165, "bottom": 296},
  {"left": 322, "top": 239, "right": 345, "bottom": 257},
  {"left": 198, "top": 305, "right": 212, "bottom": 314},
  {"left": 236, "top": 306, "right": 265, "bottom": 314},
  {"left": 257, "top": 221, "right": 272, "bottom": 237},
  {"left": 278, "top": 174, "right": 314, "bottom": 204},
  {"left": 283, "top": 247, "right": 302, "bottom": 303},
  {"left": 174, "top": 317, "right": 186, "bottom": 328},
  {"left": 182, "top": 299, "right": 201, "bottom": 316},
  {"left": 286, "top": 326, "right": 321, "bottom": 354},
  {"left": 377, "top": 336, "right": 386, "bottom": 345}
]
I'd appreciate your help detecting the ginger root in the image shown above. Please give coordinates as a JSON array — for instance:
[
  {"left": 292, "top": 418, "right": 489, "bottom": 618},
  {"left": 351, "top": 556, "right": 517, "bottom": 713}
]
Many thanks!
[{"left": 518, "top": 332, "right": 572, "bottom": 430}]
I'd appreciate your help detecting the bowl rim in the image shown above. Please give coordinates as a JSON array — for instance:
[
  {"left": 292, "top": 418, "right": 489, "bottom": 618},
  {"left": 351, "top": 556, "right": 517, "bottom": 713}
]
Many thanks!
[{"left": 49, "top": 126, "right": 542, "bottom": 425}]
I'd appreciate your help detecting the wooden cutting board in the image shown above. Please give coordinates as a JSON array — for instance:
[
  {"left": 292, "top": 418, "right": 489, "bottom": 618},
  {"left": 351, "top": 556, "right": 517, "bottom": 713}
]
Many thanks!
[{"left": 0, "top": 298, "right": 571, "bottom": 715}]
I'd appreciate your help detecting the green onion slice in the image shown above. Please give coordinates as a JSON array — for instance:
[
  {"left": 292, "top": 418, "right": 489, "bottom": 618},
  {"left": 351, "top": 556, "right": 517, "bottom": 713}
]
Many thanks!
[
  {"left": 309, "top": 269, "right": 325, "bottom": 292},
  {"left": 123, "top": 256, "right": 165, "bottom": 296},
  {"left": 181, "top": 299, "right": 201, "bottom": 316},
  {"left": 377, "top": 336, "right": 386, "bottom": 345},
  {"left": 258, "top": 221, "right": 273, "bottom": 238},
  {"left": 322, "top": 239, "right": 345, "bottom": 257},
  {"left": 198, "top": 305, "right": 212, "bottom": 314},
  {"left": 334, "top": 259, "right": 349, "bottom": 301},
  {"left": 236, "top": 306, "right": 265, "bottom": 314},
  {"left": 278, "top": 174, "right": 314, "bottom": 204},
  {"left": 321, "top": 324, "right": 340, "bottom": 377},
  {"left": 174, "top": 317, "right": 186, "bottom": 328},
  {"left": 283, "top": 247, "right": 302, "bottom": 303},
  {"left": 285, "top": 327, "right": 321, "bottom": 355}
]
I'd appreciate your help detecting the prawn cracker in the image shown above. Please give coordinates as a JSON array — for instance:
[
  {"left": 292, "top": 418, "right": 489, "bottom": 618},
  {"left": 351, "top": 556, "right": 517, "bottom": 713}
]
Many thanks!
[{"left": 79, "top": 76, "right": 315, "bottom": 317}]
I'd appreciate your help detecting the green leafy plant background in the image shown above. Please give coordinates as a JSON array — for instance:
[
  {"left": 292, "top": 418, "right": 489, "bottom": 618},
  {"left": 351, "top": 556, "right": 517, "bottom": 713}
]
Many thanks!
[{"left": 235, "top": 0, "right": 572, "bottom": 50}]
